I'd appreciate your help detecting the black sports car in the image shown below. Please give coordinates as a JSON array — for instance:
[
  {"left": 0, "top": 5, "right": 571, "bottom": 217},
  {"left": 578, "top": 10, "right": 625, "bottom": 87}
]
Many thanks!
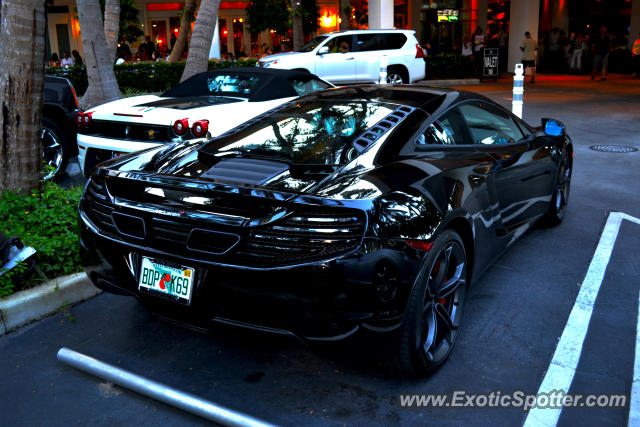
[{"left": 79, "top": 85, "right": 572, "bottom": 375}]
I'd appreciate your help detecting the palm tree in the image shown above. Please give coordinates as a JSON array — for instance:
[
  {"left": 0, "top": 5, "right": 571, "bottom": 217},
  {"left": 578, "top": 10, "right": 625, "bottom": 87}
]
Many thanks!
[
  {"left": 0, "top": 0, "right": 47, "bottom": 192},
  {"left": 168, "top": 0, "right": 196, "bottom": 62},
  {"left": 181, "top": 0, "right": 222, "bottom": 82},
  {"left": 103, "top": 0, "right": 121, "bottom": 61},
  {"left": 77, "top": 0, "right": 121, "bottom": 108},
  {"left": 339, "top": 0, "right": 349, "bottom": 30},
  {"left": 290, "top": 0, "right": 304, "bottom": 51}
]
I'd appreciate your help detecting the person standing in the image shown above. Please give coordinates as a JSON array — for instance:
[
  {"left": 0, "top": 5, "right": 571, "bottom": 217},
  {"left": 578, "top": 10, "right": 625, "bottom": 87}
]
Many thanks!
[
  {"left": 472, "top": 26, "right": 485, "bottom": 75},
  {"left": 495, "top": 25, "right": 508, "bottom": 72},
  {"left": 60, "top": 51, "right": 74, "bottom": 67},
  {"left": 632, "top": 32, "right": 640, "bottom": 78},
  {"left": 570, "top": 33, "right": 585, "bottom": 72},
  {"left": 591, "top": 26, "right": 611, "bottom": 81},
  {"left": 520, "top": 31, "right": 537, "bottom": 83},
  {"left": 72, "top": 50, "right": 83, "bottom": 66}
]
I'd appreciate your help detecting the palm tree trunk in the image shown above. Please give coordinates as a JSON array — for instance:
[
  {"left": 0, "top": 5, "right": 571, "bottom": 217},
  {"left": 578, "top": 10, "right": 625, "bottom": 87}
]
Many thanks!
[
  {"left": 77, "top": 0, "right": 121, "bottom": 108},
  {"left": 103, "top": 0, "right": 121, "bottom": 62},
  {"left": 168, "top": 0, "right": 196, "bottom": 62},
  {"left": 0, "top": 0, "right": 47, "bottom": 192},
  {"left": 180, "top": 0, "right": 222, "bottom": 82},
  {"left": 339, "top": 0, "right": 349, "bottom": 30},
  {"left": 290, "top": 0, "right": 304, "bottom": 51}
]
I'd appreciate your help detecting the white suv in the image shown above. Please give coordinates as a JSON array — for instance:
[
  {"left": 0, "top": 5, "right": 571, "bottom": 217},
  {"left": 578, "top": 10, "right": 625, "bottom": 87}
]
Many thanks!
[{"left": 258, "top": 29, "right": 425, "bottom": 84}]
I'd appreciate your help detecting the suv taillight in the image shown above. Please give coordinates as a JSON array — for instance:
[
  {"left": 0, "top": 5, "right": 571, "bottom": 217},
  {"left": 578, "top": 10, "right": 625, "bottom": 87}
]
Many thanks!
[{"left": 415, "top": 44, "right": 425, "bottom": 59}]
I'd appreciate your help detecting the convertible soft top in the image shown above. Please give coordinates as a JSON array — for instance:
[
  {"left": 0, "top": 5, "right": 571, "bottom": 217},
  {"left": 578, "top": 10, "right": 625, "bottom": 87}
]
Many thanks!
[{"left": 161, "top": 67, "right": 321, "bottom": 102}]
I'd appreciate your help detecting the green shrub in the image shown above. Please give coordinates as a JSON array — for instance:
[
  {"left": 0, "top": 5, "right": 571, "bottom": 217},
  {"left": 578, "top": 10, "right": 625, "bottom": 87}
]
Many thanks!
[
  {"left": 425, "top": 54, "right": 476, "bottom": 79},
  {"left": 46, "top": 60, "right": 258, "bottom": 96},
  {"left": 0, "top": 182, "right": 83, "bottom": 298}
]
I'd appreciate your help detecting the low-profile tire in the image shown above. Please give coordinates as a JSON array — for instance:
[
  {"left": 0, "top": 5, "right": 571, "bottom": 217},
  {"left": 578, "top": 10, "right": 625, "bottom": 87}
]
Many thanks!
[
  {"left": 390, "top": 229, "right": 468, "bottom": 376},
  {"left": 540, "top": 154, "right": 572, "bottom": 227},
  {"left": 41, "top": 117, "right": 68, "bottom": 181},
  {"left": 387, "top": 66, "right": 409, "bottom": 84}
]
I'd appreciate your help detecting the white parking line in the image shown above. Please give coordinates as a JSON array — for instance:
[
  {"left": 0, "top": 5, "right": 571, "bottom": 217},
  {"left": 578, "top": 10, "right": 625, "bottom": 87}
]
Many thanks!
[
  {"left": 524, "top": 212, "right": 640, "bottom": 427},
  {"left": 630, "top": 291, "right": 640, "bottom": 427}
]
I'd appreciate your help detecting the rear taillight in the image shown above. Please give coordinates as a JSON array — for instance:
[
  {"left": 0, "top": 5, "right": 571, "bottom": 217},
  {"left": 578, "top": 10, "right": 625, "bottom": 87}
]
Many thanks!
[
  {"left": 405, "top": 239, "right": 433, "bottom": 251},
  {"left": 415, "top": 44, "right": 425, "bottom": 59},
  {"left": 83, "top": 112, "right": 93, "bottom": 126},
  {"left": 192, "top": 119, "right": 209, "bottom": 137},
  {"left": 70, "top": 85, "right": 79, "bottom": 108},
  {"left": 173, "top": 118, "right": 189, "bottom": 135},
  {"left": 75, "top": 112, "right": 84, "bottom": 127}
]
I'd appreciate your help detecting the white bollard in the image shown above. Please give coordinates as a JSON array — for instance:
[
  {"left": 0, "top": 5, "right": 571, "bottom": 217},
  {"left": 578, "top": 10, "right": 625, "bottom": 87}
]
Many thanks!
[
  {"left": 379, "top": 56, "right": 388, "bottom": 84},
  {"left": 512, "top": 63, "right": 524, "bottom": 119}
]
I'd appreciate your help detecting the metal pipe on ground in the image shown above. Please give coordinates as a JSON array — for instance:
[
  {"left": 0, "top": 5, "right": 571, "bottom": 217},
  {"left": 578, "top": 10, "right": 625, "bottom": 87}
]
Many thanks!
[{"left": 57, "top": 347, "right": 277, "bottom": 427}]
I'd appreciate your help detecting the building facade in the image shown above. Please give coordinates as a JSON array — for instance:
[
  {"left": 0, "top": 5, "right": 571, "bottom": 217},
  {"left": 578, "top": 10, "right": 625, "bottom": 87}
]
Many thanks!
[{"left": 46, "top": 0, "right": 640, "bottom": 71}]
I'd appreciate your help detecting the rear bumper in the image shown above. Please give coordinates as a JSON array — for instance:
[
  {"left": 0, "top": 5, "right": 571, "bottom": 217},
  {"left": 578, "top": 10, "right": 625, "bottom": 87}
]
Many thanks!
[
  {"left": 79, "top": 209, "right": 423, "bottom": 341},
  {"left": 76, "top": 134, "right": 162, "bottom": 177}
]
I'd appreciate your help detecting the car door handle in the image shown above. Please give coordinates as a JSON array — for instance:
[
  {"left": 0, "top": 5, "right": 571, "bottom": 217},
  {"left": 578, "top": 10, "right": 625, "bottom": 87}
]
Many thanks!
[{"left": 345, "top": 57, "right": 355, "bottom": 60}]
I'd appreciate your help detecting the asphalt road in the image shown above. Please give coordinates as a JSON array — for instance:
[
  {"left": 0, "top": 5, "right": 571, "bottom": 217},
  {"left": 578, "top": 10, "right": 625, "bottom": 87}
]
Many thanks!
[{"left": 2, "top": 74, "right": 640, "bottom": 427}]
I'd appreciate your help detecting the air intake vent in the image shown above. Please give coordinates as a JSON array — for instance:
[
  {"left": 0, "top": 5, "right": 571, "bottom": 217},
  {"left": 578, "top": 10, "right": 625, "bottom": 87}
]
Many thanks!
[
  {"left": 187, "top": 229, "right": 240, "bottom": 255},
  {"left": 235, "top": 209, "right": 366, "bottom": 266},
  {"left": 353, "top": 105, "right": 415, "bottom": 151}
]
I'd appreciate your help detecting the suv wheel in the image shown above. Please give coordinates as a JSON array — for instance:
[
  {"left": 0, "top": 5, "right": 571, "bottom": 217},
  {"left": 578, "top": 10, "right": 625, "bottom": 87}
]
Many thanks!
[{"left": 387, "top": 66, "right": 408, "bottom": 84}]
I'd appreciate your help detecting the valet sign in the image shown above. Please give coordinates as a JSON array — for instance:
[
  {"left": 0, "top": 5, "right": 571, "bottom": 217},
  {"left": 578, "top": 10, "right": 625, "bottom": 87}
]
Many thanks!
[
  {"left": 437, "top": 9, "right": 459, "bottom": 22},
  {"left": 482, "top": 48, "right": 499, "bottom": 79}
]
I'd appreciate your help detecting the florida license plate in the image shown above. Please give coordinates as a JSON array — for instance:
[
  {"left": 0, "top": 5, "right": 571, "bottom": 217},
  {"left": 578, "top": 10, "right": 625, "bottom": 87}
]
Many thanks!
[{"left": 138, "top": 257, "right": 194, "bottom": 304}]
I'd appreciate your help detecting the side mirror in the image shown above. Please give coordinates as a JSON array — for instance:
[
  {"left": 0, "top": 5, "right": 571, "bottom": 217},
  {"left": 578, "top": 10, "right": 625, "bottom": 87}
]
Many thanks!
[
  {"left": 317, "top": 46, "right": 329, "bottom": 55},
  {"left": 542, "top": 118, "right": 565, "bottom": 136}
]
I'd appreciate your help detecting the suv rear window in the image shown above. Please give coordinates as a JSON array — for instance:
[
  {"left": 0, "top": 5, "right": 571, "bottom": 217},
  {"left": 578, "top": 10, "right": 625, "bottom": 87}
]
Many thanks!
[
  {"left": 380, "top": 34, "right": 407, "bottom": 50},
  {"left": 355, "top": 34, "right": 407, "bottom": 52}
]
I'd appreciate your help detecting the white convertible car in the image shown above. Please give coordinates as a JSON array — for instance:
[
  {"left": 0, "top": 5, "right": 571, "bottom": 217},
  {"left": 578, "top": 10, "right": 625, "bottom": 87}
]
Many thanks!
[{"left": 76, "top": 68, "right": 333, "bottom": 176}]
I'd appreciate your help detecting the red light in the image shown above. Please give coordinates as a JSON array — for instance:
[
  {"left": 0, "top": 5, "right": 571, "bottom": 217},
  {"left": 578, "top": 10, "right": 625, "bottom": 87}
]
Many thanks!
[
  {"left": 174, "top": 28, "right": 179, "bottom": 33},
  {"left": 223, "top": 29, "right": 228, "bottom": 35},
  {"left": 75, "top": 112, "right": 84, "bottom": 126},
  {"left": 405, "top": 240, "right": 434, "bottom": 251},
  {"left": 415, "top": 44, "right": 424, "bottom": 59},
  {"left": 192, "top": 119, "right": 209, "bottom": 137},
  {"left": 158, "top": 39, "right": 163, "bottom": 45},
  {"left": 173, "top": 118, "right": 189, "bottom": 135},
  {"left": 82, "top": 112, "right": 93, "bottom": 126}
]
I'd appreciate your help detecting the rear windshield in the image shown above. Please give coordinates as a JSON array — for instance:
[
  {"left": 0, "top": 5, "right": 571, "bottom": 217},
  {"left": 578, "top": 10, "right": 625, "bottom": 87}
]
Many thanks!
[{"left": 205, "top": 101, "right": 396, "bottom": 165}]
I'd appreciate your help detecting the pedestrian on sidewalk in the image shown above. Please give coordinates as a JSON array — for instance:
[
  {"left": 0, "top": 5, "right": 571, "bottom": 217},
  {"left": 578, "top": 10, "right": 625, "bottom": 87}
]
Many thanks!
[
  {"left": 570, "top": 33, "right": 585, "bottom": 72},
  {"left": 472, "top": 26, "right": 485, "bottom": 75},
  {"left": 521, "top": 31, "right": 537, "bottom": 83},
  {"left": 591, "top": 26, "right": 611, "bottom": 81}
]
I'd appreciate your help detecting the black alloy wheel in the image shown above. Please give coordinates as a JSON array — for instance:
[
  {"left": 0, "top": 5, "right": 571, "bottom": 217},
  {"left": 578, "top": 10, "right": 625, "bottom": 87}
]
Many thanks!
[
  {"left": 41, "top": 117, "right": 68, "bottom": 181},
  {"left": 542, "top": 154, "right": 572, "bottom": 226},
  {"left": 393, "top": 229, "right": 467, "bottom": 376}
]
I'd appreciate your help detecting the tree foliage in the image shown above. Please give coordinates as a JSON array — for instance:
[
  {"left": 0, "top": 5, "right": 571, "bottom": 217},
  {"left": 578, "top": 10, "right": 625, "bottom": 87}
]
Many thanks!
[
  {"left": 99, "top": 0, "right": 143, "bottom": 42},
  {"left": 246, "top": 0, "right": 319, "bottom": 36},
  {"left": 246, "top": 0, "right": 291, "bottom": 35}
]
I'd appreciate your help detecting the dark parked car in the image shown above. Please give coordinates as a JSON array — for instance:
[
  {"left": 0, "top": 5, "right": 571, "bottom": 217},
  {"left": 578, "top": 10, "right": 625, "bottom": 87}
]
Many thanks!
[
  {"left": 43, "top": 75, "right": 80, "bottom": 180},
  {"left": 79, "top": 85, "right": 572, "bottom": 375}
]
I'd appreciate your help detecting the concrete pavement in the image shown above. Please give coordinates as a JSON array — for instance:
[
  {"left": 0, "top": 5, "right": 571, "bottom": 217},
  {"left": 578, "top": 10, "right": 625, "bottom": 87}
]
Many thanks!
[{"left": 1, "top": 73, "right": 639, "bottom": 426}]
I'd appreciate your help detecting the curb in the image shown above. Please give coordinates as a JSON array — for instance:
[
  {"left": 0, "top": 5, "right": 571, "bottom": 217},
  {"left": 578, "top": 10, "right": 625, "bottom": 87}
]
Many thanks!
[
  {"left": 0, "top": 272, "right": 101, "bottom": 336},
  {"left": 417, "top": 78, "right": 481, "bottom": 86}
]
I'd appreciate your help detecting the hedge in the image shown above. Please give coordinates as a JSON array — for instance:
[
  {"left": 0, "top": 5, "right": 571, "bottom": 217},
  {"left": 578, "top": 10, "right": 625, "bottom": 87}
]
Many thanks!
[
  {"left": 45, "top": 55, "right": 478, "bottom": 95},
  {"left": 0, "top": 182, "right": 83, "bottom": 298},
  {"left": 46, "top": 59, "right": 258, "bottom": 96},
  {"left": 425, "top": 54, "right": 476, "bottom": 79}
]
